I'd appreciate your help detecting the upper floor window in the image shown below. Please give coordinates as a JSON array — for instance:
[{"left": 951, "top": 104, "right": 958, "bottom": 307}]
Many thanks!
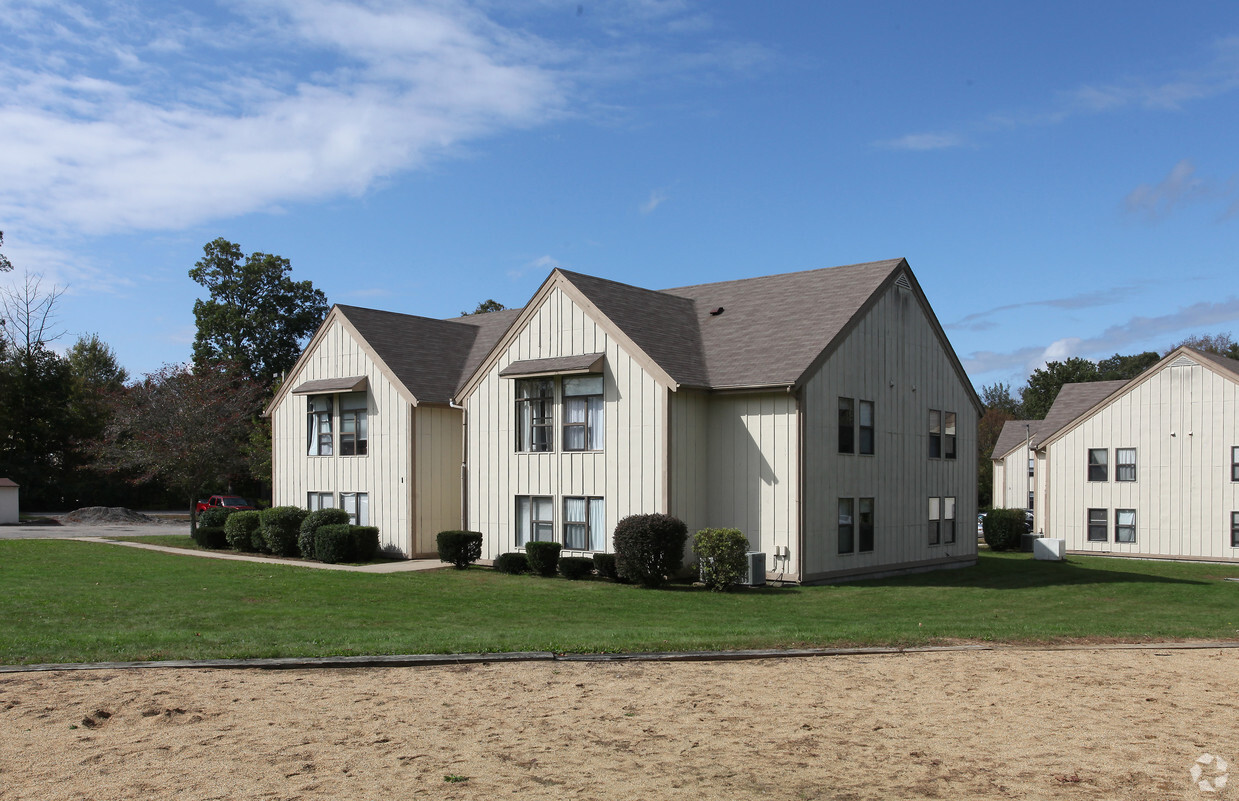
[
  {"left": 838, "top": 398, "right": 854, "bottom": 454},
  {"left": 1232, "top": 447, "right": 1239, "bottom": 482},
  {"left": 339, "top": 393, "right": 368, "bottom": 456},
  {"left": 928, "top": 410, "right": 941, "bottom": 458},
  {"left": 307, "top": 396, "right": 332, "bottom": 456},
  {"left": 1088, "top": 448, "right": 1108, "bottom": 482},
  {"left": 516, "top": 495, "right": 553, "bottom": 546},
  {"left": 563, "top": 376, "right": 604, "bottom": 451},
  {"left": 516, "top": 379, "right": 554, "bottom": 452},
  {"left": 1116, "top": 448, "right": 1136, "bottom": 482},
  {"left": 563, "top": 496, "right": 605, "bottom": 551},
  {"left": 859, "top": 401, "right": 875, "bottom": 455},
  {"left": 1028, "top": 455, "right": 1035, "bottom": 478},
  {"left": 943, "top": 412, "right": 957, "bottom": 459}
]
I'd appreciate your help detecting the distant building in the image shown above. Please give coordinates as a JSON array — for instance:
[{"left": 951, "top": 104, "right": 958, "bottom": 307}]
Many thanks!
[{"left": 0, "top": 478, "right": 19, "bottom": 525}]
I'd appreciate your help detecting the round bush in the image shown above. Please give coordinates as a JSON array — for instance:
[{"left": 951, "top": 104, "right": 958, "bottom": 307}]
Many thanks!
[
  {"left": 693, "top": 528, "right": 750, "bottom": 591},
  {"left": 558, "top": 556, "right": 594, "bottom": 580},
  {"left": 299, "top": 508, "right": 350, "bottom": 559},
  {"left": 983, "top": 508, "right": 1026, "bottom": 552},
  {"left": 315, "top": 524, "right": 353, "bottom": 564},
  {"left": 592, "top": 553, "right": 620, "bottom": 581},
  {"left": 494, "top": 552, "right": 529, "bottom": 574},
  {"left": 261, "top": 506, "right": 308, "bottom": 557},
  {"left": 613, "top": 513, "right": 688, "bottom": 589},
  {"left": 524, "top": 541, "right": 562, "bottom": 577},
  {"left": 350, "top": 526, "right": 380, "bottom": 562},
  {"left": 436, "top": 530, "right": 484, "bottom": 569},
  {"left": 224, "top": 510, "right": 262, "bottom": 552},
  {"left": 199, "top": 507, "right": 236, "bottom": 529},
  {"left": 194, "top": 525, "right": 228, "bottom": 550}
]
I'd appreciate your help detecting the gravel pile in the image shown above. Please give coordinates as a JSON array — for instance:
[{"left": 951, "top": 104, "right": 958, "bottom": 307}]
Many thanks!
[{"left": 58, "top": 507, "right": 157, "bottom": 525}]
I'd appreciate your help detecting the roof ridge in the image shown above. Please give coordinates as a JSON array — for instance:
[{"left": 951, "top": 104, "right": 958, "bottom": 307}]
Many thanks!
[{"left": 659, "top": 257, "right": 904, "bottom": 294}]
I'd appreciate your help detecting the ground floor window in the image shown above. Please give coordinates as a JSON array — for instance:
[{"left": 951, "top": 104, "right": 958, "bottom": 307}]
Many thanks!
[
  {"left": 928, "top": 497, "right": 941, "bottom": 545},
  {"left": 516, "top": 495, "right": 553, "bottom": 546},
  {"left": 307, "top": 492, "right": 333, "bottom": 511},
  {"left": 1087, "top": 508, "right": 1107, "bottom": 542},
  {"left": 943, "top": 497, "right": 956, "bottom": 544},
  {"left": 340, "top": 492, "right": 369, "bottom": 526},
  {"left": 1232, "top": 512, "right": 1239, "bottom": 548},
  {"left": 563, "top": 497, "right": 605, "bottom": 551},
  {"left": 858, "top": 497, "right": 874, "bottom": 552},
  {"left": 1114, "top": 509, "right": 1136, "bottom": 543},
  {"left": 838, "top": 498, "right": 854, "bottom": 554}
]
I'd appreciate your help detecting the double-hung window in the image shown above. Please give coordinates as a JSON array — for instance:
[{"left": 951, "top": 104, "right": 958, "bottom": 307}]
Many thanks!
[
  {"left": 1232, "top": 447, "right": 1239, "bottom": 482},
  {"left": 516, "top": 496, "right": 553, "bottom": 546},
  {"left": 307, "top": 396, "right": 333, "bottom": 456},
  {"left": 563, "top": 497, "right": 605, "bottom": 551},
  {"left": 943, "top": 496, "right": 956, "bottom": 544},
  {"left": 838, "top": 498, "right": 854, "bottom": 554},
  {"left": 928, "top": 410, "right": 942, "bottom": 458},
  {"left": 307, "top": 492, "right": 333, "bottom": 511},
  {"left": 1087, "top": 449, "right": 1108, "bottom": 482},
  {"left": 563, "top": 376, "right": 604, "bottom": 451},
  {"left": 515, "top": 379, "right": 554, "bottom": 452},
  {"left": 1115, "top": 509, "right": 1136, "bottom": 543},
  {"left": 928, "top": 497, "right": 941, "bottom": 545},
  {"left": 943, "top": 412, "right": 957, "bottom": 459},
  {"left": 339, "top": 394, "right": 368, "bottom": 456},
  {"left": 1087, "top": 508, "right": 1107, "bottom": 542},
  {"left": 858, "top": 498, "right": 874, "bottom": 552},
  {"left": 838, "top": 398, "right": 855, "bottom": 454},
  {"left": 340, "top": 492, "right": 369, "bottom": 526},
  {"left": 858, "top": 401, "right": 875, "bottom": 455},
  {"left": 1232, "top": 512, "right": 1239, "bottom": 548},
  {"left": 1116, "top": 448, "right": 1136, "bottom": 482}
]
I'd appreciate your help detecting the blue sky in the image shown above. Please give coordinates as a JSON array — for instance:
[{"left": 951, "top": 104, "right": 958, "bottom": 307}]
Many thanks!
[{"left": 2, "top": 1, "right": 1238, "bottom": 391}]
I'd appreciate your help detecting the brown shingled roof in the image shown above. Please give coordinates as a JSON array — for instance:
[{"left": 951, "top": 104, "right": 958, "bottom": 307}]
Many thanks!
[
  {"left": 1030, "top": 380, "right": 1128, "bottom": 448},
  {"left": 337, "top": 305, "right": 520, "bottom": 404},
  {"left": 991, "top": 420, "right": 1042, "bottom": 460}
]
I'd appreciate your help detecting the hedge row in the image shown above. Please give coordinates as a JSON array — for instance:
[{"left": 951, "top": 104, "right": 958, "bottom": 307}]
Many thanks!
[{"left": 195, "top": 503, "right": 382, "bottom": 564}]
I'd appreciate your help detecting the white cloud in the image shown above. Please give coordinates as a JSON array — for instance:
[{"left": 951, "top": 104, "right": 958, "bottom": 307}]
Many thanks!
[
  {"left": 1124, "top": 159, "right": 1218, "bottom": 222},
  {"left": 640, "top": 188, "right": 668, "bottom": 214},
  {"left": 874, "top": 132, "right": 969, "bottom": 152}
]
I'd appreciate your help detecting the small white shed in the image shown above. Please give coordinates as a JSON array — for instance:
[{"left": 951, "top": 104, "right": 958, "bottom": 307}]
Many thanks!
[{"left": 0, "top": 478, "right": 18, "bottom": 524}]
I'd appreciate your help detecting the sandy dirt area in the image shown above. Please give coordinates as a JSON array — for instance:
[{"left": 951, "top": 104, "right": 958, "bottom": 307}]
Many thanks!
[{"left": 0, "top": 647, "right": 1235, "bottom": 800}]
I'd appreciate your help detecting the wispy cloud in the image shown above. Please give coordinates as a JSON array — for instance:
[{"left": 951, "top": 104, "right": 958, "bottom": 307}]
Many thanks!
[
  {"left": 963, "top": 297, "right": 1239, "bottom": 378},
  {"left": 875, "top": 36, "right": 1239, "bottom": 151},
  {"left": 1123, "top": 159, "right": 1230, "bottom": 222},
  {"left": 640, "top": 188, "right": 668, "bottom": 214},
  {"left": 949, "top": 285, "right": 1144, "bottom": 332},
  {"left": 508, "top": 253, "right": 561, "bottom": 280}
]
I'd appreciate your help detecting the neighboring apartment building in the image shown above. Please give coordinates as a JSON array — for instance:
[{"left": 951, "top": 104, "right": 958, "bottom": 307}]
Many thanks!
[
  {"left": 270, "top": 258, "right": 981, "bottom": 582},
  {"left": 991, "top": 347, "right": 1239, "bottom": 562}
]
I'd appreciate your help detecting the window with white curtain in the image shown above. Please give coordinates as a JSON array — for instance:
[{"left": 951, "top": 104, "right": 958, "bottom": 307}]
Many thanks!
[
  {"left": 1115, "top": 509, "right": 1136, "bottom": 543},
  {"left": 563, "top": 496, "right": 605, "bottom": 551},
  {"left": 516, "top": 496, "right": 554, "bottom": 546},
  {"left": 307, "top": 396, "right": 332, "bottom": 456},
  {"left": 515, "top": 379, "right": 554, "bottom": 452},
  {"left": 563, "top": 375, "right": 604, "bottom": 451},
  {"left": 307, "top": 492, "right": 332, "bottom": 511},
  {"left": 340, "top": 492, "right": 368, "bottom": 526}
]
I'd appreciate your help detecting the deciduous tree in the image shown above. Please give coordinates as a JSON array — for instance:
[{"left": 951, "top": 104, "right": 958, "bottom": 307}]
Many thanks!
[
  {"left": 460, "top": 299, "right": 506, "bottom": 315},
  {"left": 1019, "top": 357, "right": 1100, "bottom": 420}
]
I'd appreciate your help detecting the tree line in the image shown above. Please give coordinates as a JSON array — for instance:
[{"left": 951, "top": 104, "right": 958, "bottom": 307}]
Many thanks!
[
  {"left": 0, "top": 237, "right": 327, "bottom": 518},
  {"left": 975, "top": 335, "right": 1239, "bottom": 507}
]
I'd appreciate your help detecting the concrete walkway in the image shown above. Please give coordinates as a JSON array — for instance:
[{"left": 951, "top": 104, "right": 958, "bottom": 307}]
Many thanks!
[{"left": 68, "top": 536, "right": 446, "bottom": 573}]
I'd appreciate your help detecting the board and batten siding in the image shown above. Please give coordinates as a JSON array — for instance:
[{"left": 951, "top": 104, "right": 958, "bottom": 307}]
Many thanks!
[
  {"left": 271, "top": 318, "right": 416, "bottom": 556},
  {"left": 996, "top": 440, "right": 1034, "bottom": 511},
  {"left": 700, "top": 391, "right": 799, "bottom": 575},
  {"left": 1043, "top": 357, "right": 1239, "bottom": 559},
  {"left": 464, "top": 285, "right": 667, "bottom": 559},
  {"left": 800, "top": 281, "right": 978, "bottom": 581}
]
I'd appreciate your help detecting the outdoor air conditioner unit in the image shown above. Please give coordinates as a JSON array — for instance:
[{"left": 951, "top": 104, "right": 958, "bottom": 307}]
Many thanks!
[{"left": 742, "top": 551, "right": 766, "bottom": 587}]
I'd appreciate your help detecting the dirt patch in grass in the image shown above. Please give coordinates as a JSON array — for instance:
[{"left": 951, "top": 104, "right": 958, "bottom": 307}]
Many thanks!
[{"left": 1, "top": 647, "right": 1234, "bottom": 799}]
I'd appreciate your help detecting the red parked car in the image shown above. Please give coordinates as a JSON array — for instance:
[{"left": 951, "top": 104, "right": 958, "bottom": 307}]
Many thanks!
[{"left": 195, "top": 495, "right": 256, "bottom": 514}]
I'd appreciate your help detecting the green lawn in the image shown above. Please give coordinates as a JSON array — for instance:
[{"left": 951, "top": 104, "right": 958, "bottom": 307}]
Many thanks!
[{"left": 1, "top": 540, "right": 1237, "bottom": 665}]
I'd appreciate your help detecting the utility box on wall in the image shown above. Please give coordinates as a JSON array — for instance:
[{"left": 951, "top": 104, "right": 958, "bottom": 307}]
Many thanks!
[{"left": 0, "top": 479, "right": 19, "bottom": 525}]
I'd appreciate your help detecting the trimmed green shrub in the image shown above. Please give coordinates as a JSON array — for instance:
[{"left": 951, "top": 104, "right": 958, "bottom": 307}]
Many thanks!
[
  {"left": 558, "top": 556, "right": 594, "bottom": 580},
  {"left": 198, "top": 507, "right": 236, "bottom": 529},
  {"left": 193, "top": 525, "right": 228, "bottom": 550},
  {"left": 261, "top": 506, "right": 308, "bottom": 557},
  {"left": 613, "top": 513, "right": 688, "bottom": 589},
  {"left": 524, "top": 541, "right": 562, "bottom": 577},
  {"left": 436, "top": 530, "right": 484, "bottom": 570},
  {"left": 694, "top": 528, "right": 750, "bottom": 591},
  {"left": 315, "top": 524, "right": 353, "bottom": 564},
  {"left": 299, "top": 508, "right": 350, "bottom": 559},
  {"left": 493, "top": 552, "right": 529, "bottom": 574},
  {"left": 224, "top": 510, "right": 262, "bottom": 552},
  {"left": 983, "top": 508, "right": 1025, "bottom": 552},
  {"left": 592, "top": 553, "right": 620, "bottom": 581},
  {"left": 350, "top": 526, "right": 380, "bottom": 562}
]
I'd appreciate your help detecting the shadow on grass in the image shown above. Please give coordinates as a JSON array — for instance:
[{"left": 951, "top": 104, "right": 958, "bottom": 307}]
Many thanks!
[{"left": 858, "top": 552, "right": 1212, "bottom": 590}]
